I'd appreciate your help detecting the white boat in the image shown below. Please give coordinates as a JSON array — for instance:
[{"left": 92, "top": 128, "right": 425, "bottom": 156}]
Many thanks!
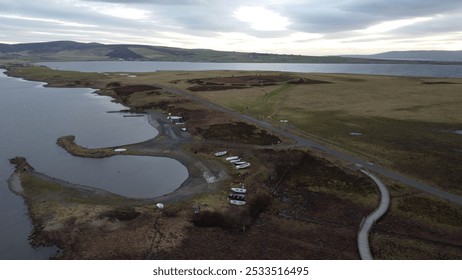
[
  {"left": 235, "top": 162, "right": 251, "bottom": 169},
  {"left": 230, "top": 159, "right": 242, "bottom": 163},
  {"left": 229, "top": 200, "right": 246, "bottom": 206},
  {"left": 225, "top": 156, "right": 239, "bottom": 161},
  {"left": 231, "top": 187, "right": 247, "bottom": 194},
  {"left": 215, "top": 151, "right": 227, "bottom": 157},
  {"left": 233, "top": 161, "right": 247, "bottom": 165},
  {"left": 114, "top": 148, "right": 126, "bottom": 152}
]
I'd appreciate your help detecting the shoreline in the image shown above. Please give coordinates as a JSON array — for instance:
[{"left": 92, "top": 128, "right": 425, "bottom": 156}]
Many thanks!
[{"left": 54, "top": 109, "right": 232, "bottom": 203}]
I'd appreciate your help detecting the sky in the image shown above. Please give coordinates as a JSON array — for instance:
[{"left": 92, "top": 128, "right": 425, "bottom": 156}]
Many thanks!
[{"left": 0, "top": 0, "right": 461, "bottom": 55}]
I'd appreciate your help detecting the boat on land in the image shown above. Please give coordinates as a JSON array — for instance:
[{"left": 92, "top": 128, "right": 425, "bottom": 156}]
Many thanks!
[
  {"left": 229, "top": 193, "right": 246, "bottom": 200},
  {"left": 233, "top": 161, "right": 247, "bottom": 165},
  {"left": 229, "top": 200, "right": 246, "bottom": 206},
  {"left": 114, "top": 148, "right": 127, "bottom": 152},
  {"left": 230, "top": 159, "right": 242, "bottom": 163},
  {"left": 225, "top": 156, "right": 239, "bottom": 161},
  {"left": 215, "top": 151, "right": 227, "bottom": 157},
  {"left": 231, "top": 187, "right": 247, "bottom": 194},
  {"left": 235, "top": 162, "right": 251, "bottom": 169}
]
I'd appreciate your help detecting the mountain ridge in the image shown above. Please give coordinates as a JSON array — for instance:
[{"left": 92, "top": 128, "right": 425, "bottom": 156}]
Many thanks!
[
  {"left": 1, "top": 40, "right": 461, "bottom": 64},
  {"left": 345, "top": 50, "right": 462, "bottom": 62}
]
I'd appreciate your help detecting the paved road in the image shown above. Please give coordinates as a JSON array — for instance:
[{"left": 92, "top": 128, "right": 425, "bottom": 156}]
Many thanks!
[
  {"left": 357, "top": 170, "right": 390, "bottom": 260},
  {"left": 160, "top": 85, "right": 462, "bottom": 206}
]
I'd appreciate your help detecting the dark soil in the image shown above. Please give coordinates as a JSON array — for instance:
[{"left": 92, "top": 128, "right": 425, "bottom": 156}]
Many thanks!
[
  {"left": 370, "top": 205, "right": 462, "bottom": 259},
  {"left": 197, "top": 122, "right": 281, "bottom": 145},
  {"left": 100, "top": 207, "right": 141, "bottom": 222},
  {"left": 160, "top": 149, "right": 376, "bottom": 259},
  {"left": 287, "top": 78, "right": 331, "bottom": 84},
  {"left": 111, "top": 85, "right": 162, "bottom": 96},
  {"left": 187, "top": 75, "right": 330, "bottom": 91},
  {"left": 188, "top": 85, "right": 247, "bottom": 92}
]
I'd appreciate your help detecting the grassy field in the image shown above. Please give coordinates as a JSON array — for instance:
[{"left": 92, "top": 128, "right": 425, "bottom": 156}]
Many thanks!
[{"left": 185, "top": 73, "right": 462, "bottom": 195}]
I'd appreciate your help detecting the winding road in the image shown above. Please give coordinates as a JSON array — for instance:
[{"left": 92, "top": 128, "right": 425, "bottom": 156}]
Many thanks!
[
  {"left": 161, "top": 85, "right": 462, "bottom": 206},
  {"left": 357, "top": 170, "right": 390, "bottom": 260}
]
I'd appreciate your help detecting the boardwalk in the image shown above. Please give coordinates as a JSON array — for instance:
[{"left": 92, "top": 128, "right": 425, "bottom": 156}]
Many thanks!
[{"left": 357, "top": 170, "right": 390, "bottom": 260}]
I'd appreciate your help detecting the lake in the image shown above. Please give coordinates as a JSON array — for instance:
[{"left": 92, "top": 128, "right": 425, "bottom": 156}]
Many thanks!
[
  {"left": 0, "top": 70, "right": 188, "bottom": 259},
  {"left": 39, "top": 61, "right": 462, "bottom": 78}
]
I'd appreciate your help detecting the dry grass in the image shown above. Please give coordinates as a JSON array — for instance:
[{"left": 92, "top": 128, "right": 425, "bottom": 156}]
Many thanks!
[
  {"left": 192, "top": 73, "right": 462, "bottom": 123},
  {"left": 180, "top": 73, "right": 462, "bottom": 194}
]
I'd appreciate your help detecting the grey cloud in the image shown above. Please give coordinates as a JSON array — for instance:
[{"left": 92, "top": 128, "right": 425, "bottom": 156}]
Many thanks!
[
  {"left": 80, "top": 0, "right": 213, "bottom": 5},
  {"left": 391, "top": 13, "right": 462, "bottom": 36},
  {"left": 342, "top": 0, "right": 462, "bottom": 17},
  {"left": 1, "top": 0, "right": 162, "bottom": 29},
  {"left": 279, "top": 0, "right": 462, "bottom": 33},
  {"left": 279, "top": 3, "right": 375, "bottom": 33}
]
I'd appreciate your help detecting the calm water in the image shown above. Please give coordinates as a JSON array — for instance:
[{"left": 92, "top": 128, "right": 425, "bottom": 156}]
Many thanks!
[
  {"left": 0, "top": 71, "right": 188, "bottom": 259},
  {"left": 39, "top": 61, "right": 462, "bottom": 78}
]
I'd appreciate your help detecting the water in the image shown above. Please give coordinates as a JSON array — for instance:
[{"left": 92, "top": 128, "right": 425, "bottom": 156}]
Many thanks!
[
  {"left": 0, "top": 71, "right": 188, "bottom": 259},
  {"left": 39, "top": 61, "right": 462, "bottom": 78}
]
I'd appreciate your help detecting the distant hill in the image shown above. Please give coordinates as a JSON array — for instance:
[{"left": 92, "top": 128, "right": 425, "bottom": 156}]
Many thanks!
[
  {"left": 1, "top": 41, "right": 460, "bottom": 64},
  {"left": 345, "top": 50, "right": 462, "bottom": 62},
  {"left": 0, "top": 40, "right": 370, "bottom": 63}
]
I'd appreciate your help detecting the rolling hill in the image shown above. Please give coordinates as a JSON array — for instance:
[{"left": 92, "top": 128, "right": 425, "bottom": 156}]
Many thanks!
[
  {"left": 1, "top": 41, "right": 460, "bottom": 64},
  {"left": 345, "top": 50, "right": 462, "bottom": 62}
]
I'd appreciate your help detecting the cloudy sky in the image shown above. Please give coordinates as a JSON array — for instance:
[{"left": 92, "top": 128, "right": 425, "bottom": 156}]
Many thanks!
[{"left": 1, "top": 0, "right": 461, "bottom": 55}]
